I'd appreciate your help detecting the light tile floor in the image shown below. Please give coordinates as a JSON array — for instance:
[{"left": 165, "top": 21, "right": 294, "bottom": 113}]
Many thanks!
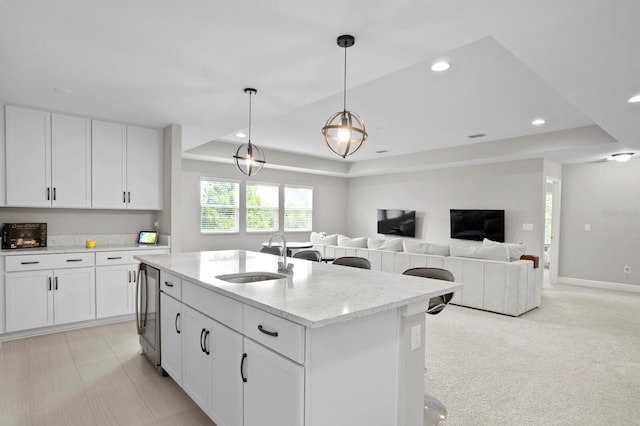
[{"left": 0, "top": 320, "right": 216, "bottom": 426}]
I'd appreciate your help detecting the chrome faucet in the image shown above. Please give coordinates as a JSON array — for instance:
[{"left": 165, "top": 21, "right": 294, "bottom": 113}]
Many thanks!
[{"left": 268, "top": 232, "right": 294, "bottom": 274}]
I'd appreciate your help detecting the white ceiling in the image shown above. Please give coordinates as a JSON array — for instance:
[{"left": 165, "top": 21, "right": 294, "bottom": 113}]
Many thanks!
[{"left": 1, "top": 0, "right": 639, "bottom": 175}]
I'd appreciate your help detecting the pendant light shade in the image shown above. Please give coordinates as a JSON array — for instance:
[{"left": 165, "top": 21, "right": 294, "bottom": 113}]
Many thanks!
[
  {"left": 234, "top": 88, "right": 265, "bottom": 176},
  {"left": 322, "top": 35, "right": 368, "bottom": 158}
]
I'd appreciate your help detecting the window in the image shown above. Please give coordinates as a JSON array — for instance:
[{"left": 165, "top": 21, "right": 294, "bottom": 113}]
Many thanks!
[
  {"left": 200, "top": 178, "right": 239, "bottom": 233},
  {"left": 284, "top": 185, "right": 313, "bottom": 231},
  {"left": 246, "top": 182, "right": 279, "bottom": 232}
]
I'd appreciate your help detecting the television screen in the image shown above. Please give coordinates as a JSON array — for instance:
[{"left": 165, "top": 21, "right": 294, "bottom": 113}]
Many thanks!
[
  {"left": 450, "top": 209, "right": 505, "bottom": 242},
  {"left": 377, "top": 209, "right": 416, "bottom": 238}
]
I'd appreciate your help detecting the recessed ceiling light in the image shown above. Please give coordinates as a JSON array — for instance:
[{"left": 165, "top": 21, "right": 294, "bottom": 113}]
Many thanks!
[
  {"left": 236, "top": 132, "right": 247, "bottom": 138},
  {"left": 629, "top": 95, "right": 640, "bottom": 103},
  {"left": 54, "top": 87, "right": 73, "bottom": 94},
  {"left": 531, "top": 118, "right": 546, "bottom": 126},
  {"left": 431, "top": 61, "right": 450, "bottom": 72},
  {"left": 608, "top": 152, "right": 634, "bottom": 162}
]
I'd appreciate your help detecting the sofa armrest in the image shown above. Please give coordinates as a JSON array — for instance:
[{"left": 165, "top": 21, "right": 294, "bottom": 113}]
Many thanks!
[{"left": 520, "top": 254, "right": 539, "bottom": 269}]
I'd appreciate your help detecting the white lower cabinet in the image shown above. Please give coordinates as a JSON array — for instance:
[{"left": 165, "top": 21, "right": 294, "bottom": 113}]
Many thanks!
[
  {"left": 243, "top": 338, "right": 304, "bottom": 426},
  {"left": 210, "top": 320, "right": 244, "bottom": 426},
  {"left": 181, "top": 305, "right": 214, "bottom": 411},
  {"left": 181, "top": 304, "right": 244, "bottom": 426},
  {"left": 95, "top": 264, "right": 137, "bottom": 318},
  {"left": 5, "top": 267, "right": 95, "bottom": 332},
  {"left": 160, "top": 292, "right": 182, "bottom": 384},
  {"left": 52, "top": 267, "right": 96, "bottom": 324},
  {"left": 5, "top": 270, "right": 54, "bottom": 332}
]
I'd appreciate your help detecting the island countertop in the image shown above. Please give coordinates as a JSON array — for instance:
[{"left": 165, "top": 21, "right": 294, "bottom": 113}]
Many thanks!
[{"left": 135, "top": 249, "right": 462, "bottom": 328}]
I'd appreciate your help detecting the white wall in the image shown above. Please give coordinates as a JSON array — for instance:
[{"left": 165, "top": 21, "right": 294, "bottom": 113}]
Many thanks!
[
  {"left": 347, "top": 159, "right": 545, "bottom": 258},
  {"left": 179, "top": 158, "right": 348, "bottom": 252},
  {"left": 559, "top": 159, "right": 640, "bottom": 286},
  {"left": 0, "top": 207, "right": 157, "bottom": 235}
]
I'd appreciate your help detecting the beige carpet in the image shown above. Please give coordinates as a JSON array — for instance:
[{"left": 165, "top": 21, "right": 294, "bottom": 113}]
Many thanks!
[{"left": 424, "top": 281, "right": 640, "bottom": 425}]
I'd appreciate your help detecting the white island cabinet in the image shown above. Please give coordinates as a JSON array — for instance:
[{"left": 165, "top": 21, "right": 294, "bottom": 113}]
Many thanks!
[{"left": 138, "top": 250, "right": 462, "bottom": 426}]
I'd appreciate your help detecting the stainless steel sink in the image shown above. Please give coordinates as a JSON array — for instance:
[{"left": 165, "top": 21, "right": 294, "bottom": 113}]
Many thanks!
[{"left": 215, "top": 271, "right": 288, "bottom": 284}]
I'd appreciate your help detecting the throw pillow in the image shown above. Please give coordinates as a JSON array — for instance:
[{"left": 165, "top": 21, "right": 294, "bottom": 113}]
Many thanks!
[
  {"left": 402, "top": 239, "right": 430, "bottom": 254},
  {"left": 310, "top": 231, "right": 327, "bottom": 244},
  {"left": 337, "top": 235, "right": 367, "bottom": 248},
  {"left": 482, "top": 238, "right": 526, "bottom": 261},
  {"left": 368, "top": 238, "right": 403, "bottom": 252},
  {"left": 316, "top": 233, "right": 338, "bottom": 245},
  {"left": 450, "top": 245, "right": 509, "bottom": 262},
  {"left": 402, "top": 240, "right": 450, "bottom": 256},
  {"left": 427, "top": 243, "right": 450, "bottom": 256}
]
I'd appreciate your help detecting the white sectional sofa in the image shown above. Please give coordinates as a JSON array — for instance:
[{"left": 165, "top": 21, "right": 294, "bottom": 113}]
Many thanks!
[{"left": 310, "top": 235, "right": 542, "bottom": 317}]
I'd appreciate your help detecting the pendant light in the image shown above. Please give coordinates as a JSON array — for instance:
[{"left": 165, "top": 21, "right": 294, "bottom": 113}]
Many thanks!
[
  {"left": 234, "top": 88, "right": 265, "bottom": 176},
  {"left": 322, "top": 34, "right": 368, "bottom": 158}
]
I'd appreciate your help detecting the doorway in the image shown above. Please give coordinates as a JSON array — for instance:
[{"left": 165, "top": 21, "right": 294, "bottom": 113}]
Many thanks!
[{"left": 545, "top": 178, "right": 561, "bottom": 284}]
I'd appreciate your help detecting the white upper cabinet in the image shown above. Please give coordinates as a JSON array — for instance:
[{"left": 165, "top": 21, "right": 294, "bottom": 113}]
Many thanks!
[
  {"left": 5, "top": 106, "right": 91, "bottom": 208},
  {"left": 126, "top": 125, "right": 162, "bottom": 210},
  {"left": 51, "top": 113, "right": 92, "bottom": 207},
  {"left": 5, "top": 105, "right": 52, "bottom": 207},
  {"left": 92, "top": 120, "right": 127, "bottom": 208},
  {"left": 92, "top": 120, "right": 162, "bottom": 210}
]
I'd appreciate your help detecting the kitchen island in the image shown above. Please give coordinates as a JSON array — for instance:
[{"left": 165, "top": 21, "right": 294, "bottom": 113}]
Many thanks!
[{"left": 136, "top": 250, "right": 462, "bottom": 426}]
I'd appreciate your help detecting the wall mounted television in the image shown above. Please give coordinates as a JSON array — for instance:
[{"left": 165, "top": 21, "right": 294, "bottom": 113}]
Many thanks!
[
  {"left": 377, "top": 209, "right": 416, "bottom": 238},
  {"left": 450, "top": 209, "right": 505, "bottom": 242}
]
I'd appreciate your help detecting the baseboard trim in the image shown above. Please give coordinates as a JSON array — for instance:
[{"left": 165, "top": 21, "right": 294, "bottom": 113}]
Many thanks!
[{"left": 557, "top": 276, "right": 640, "bottom": 293}]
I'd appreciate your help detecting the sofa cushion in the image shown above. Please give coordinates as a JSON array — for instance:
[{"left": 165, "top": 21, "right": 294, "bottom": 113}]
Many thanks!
[
  {"left": 311, "top": 232, "right": 338, "bottom": 245},
  {"left": 449, "top": 244, "right": 509, "bottom": 261},
  {"left": 367, "top": 238, "right": 403, "bottom": 252},
  {"left": 310, "top": 231, "right": 327, "bottom": 244},
  {"left": 482, "top": 238, "right": 526, "bottom": 261},
  {"left": 402, "top": 240, "right": 450, "bottom": 256},
  {"left": 337, "top": 235, "right": 367, "bottom": 248}
]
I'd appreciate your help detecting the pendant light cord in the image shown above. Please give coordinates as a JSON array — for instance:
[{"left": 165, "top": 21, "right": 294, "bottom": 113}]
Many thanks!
[
  {"left": 343, "top": 44, "right": 348, "bottom": 112},
  {"left": 248, "top": 91, "right": 253, "bottom": 144}
]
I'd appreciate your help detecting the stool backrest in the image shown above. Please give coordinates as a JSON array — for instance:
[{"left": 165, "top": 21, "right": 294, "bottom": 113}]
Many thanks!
[
  {"left": 403, "top": 267, "right": 455, "bottom": 315},
  {"left": 332, "top": 256, "right": 371, "bottom": 270}
]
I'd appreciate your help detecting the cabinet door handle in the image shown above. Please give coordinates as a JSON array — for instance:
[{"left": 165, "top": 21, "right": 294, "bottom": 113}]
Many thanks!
[
  {"left": 21, "top": 261, "right": 40, "bottom": 265},
  {"left": 200, "top": 328, "right": 206, "bottom": 353},
  {"left": 204, "top": 330, "right": 210, "bottom": 355},
  {"left": 128, "top": 192, "right": 131, "bottom": 203},
  {"left": 164, "top": 281, "right": 174, "bottom": 287},
  {"left": 128, "top": 271, "right": 132, "bottom": 283},
  {"left": 241, "top": 353, "right": 247, "bottom": 383},
  {"left": 55, "top": 276, "right": 58, "bottom": 290},
  {"left": 123, "top": 191, "right": 126, "bottom": 203},
  {"left": 53, "top": 187, "right": 56, "bottom": 201},
  {"left": 47, "top": 187, "right": 50, "bottom": 201},
  {"left": 175, "top": 313, "right": 181, "bottom": 334},
  {"left": 66, "top": 259, "right": 83, "bottom": 262},
  {"left": 258, "top": 324, "right": 279, "bottom": 337},
  {"left": 48, "top": 277, "right": 52, "bottom": 291},
  {"left": 107, "top": 256, "right": 122, "bottom": 260}
]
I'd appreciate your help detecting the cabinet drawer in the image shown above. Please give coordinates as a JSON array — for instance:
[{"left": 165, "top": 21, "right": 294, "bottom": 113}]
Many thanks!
[
  {"left": 96, "top": 251, "right": 137, "bottom": 265},
  {"left": 5, "top": 252, "right": 95, "bottom": 271},
  {"left": 160, "top": 271, "right": 181, "bottom": 300},
  {"left": 243, "top": 305, "right": 305, "bottom": 364},
  {"left": 182, "top": 280, "right": 242, "bottom": 333}
]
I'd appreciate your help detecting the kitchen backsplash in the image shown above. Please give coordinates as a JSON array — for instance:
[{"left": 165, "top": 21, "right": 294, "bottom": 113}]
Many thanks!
[{"left": 47, "top": 233, "right": 170, "bottom": 247}]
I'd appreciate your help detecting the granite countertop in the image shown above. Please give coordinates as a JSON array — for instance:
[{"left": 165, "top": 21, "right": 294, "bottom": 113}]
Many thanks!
[
  {"left": 0, "top": 244, "right": 170, "bottom": 256},
  {"left": 135, "top": 249, "right": 462, "bottom": 328}
]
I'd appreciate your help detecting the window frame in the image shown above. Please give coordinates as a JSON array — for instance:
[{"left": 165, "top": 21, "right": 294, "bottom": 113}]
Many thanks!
[
  {"left": 245, "top": 181, "right": 280, "bottom": 234},
  {"left": 284, "top": 184, "right": 314, "bottom": 232},
  {"left": 200, "top": 177, "right": 241, "bottom": 234}
]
